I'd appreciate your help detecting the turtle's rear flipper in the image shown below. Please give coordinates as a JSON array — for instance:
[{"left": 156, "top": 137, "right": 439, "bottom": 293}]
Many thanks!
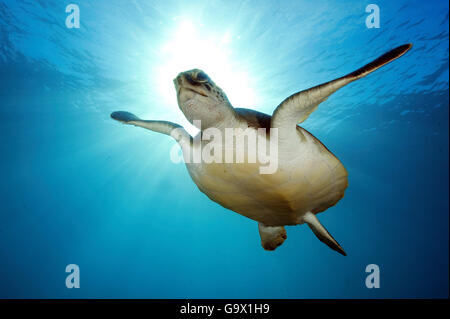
[
  {"left": 258, "top": 223, "right": 287, "bottom": 251},
  {"left": 302, "top": 212, "right": 347, "bottom": 256}
]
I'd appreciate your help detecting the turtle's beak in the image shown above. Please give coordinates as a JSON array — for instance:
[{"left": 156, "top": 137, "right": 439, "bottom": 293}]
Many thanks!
[
  {"left": 173, "top": 76, "right": 180, "bottom": 93},
  {"left": 174, "top": 72, "right": 208, "bottom": 97},
  {"left": 175, "top": 69, "right": 208, "bottom": 87}
]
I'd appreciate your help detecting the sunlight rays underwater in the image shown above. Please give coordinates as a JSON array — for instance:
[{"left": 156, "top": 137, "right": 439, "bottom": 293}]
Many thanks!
[
  {"left": 0, "top": 0, "right": 448, "bottom": 298},
  {"left": 156, "top": 20, "right": 258, "bottom": 137}
]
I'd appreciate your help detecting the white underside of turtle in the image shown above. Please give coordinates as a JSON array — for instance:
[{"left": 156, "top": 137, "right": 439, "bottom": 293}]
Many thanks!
[{"left": 111, "top": 43, "right": 412, "bottom": 255}]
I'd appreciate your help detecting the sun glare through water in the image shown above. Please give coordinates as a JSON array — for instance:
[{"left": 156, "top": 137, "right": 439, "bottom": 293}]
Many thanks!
[{"left": 155, "top": 20, "right": 258, "bottom": 135}]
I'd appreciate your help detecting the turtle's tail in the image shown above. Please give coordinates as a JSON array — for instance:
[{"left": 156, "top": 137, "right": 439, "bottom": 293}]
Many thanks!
[{"left": 302, "top": 212, "right": 347, "bottom": 256}]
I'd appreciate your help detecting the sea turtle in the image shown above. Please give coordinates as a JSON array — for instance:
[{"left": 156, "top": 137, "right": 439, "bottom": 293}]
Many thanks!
[{"left": 111, "top": 43, "right": 412, "bottom": 255}]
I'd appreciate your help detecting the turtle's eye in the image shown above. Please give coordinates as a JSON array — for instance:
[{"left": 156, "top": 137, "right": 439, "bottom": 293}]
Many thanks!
[{"left": 195, "top": 71, "right": 209, "bottom": 83}]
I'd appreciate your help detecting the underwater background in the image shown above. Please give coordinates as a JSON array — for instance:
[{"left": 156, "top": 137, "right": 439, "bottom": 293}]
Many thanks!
[{"left": 0, "top": 0, "right": 448, "bottom": 298}]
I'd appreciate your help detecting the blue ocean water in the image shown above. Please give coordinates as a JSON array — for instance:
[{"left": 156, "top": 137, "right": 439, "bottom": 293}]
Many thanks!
[{"left": 0, "top": 0, "right": 448, "bottom": 298}]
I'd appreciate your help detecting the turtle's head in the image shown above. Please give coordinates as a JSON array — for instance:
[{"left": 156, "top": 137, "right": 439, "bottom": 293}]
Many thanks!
[{"left": 174, "top": 69, "right": 235, "bottom": 130}]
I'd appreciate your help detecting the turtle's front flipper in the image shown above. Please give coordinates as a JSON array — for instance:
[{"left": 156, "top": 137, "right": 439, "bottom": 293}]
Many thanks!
[
  {"left": 111, "top": 111, "right": 192, "bottom": 148},
  {"left": 271, "top": 44, "right": 412, "bottom": 131},
  {"left": 258, "top": 223, "right": 287, "bottom": 251},
  {"left": 302, "top": 212, "right": 346, "bottom": 256}
]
